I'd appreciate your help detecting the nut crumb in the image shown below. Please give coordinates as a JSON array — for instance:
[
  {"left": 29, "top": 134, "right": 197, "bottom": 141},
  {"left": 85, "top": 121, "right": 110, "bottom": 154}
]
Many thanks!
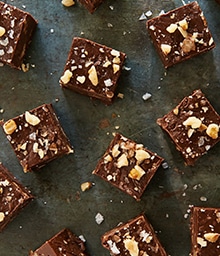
[
  {"left": 61, "top": 0, "right": 75, "bottom": 7},
  {"left": 81, "top": 182, "right": 92, "bottom": 192}
]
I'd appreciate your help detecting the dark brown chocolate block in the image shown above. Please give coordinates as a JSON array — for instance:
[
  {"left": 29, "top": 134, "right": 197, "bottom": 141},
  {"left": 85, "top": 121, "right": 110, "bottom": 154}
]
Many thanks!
[
  {"left": 0, "top": 163, "right": 33, "bottom": 231},
  {"left": 146, "top": 1, "right": 215, "bottom": 68},
  {"left": 29, "top": 228, "right": 89, "bottom": 256},
  {"left": 1, "top": 104, "right": 73, "bottom": 172},
  {"left": 93, "top": 133, "right": 164, "bottom": 200},
  {"left": 191, "top": 206, "right": 220, "bottom": 255},
  {"left": 0, "top": 1, "right": 37, "bottom": 69},
  {"left": 59, "top": 37, "right": 126, "bottom": 105},
  {"left": 157, "top": 89, "right": 220, "bottom": 166},
  {"left": 102, "top": 214, "right": 168, "bottom": 256},
  {"left": 78, "top": 0, "right": 105, "bottom": 13}
]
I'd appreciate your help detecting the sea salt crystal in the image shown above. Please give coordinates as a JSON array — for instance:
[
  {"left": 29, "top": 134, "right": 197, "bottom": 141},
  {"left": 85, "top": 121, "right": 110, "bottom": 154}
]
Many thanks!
[
  {"left": 95, "top": 212, "right": 104, "bottom": 225},
  {"left": 142, "top": 92, "right": 152, "bottom": 101}
]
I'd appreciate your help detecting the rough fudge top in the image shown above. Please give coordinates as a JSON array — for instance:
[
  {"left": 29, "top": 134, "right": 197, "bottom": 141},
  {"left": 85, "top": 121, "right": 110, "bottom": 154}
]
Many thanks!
[
  {"left": 147, "top": 1, "right": 215, "bottom": 68},
  {"left": 0, "top": 163, "right": 33, "bottom": 231},
  {"left": 59, "top": 37, "right": 126, "bottom": 104},
  {"left": 102, "top": 214, "right": 168, "bottom": 256},
  {"left": 191, "top": 206, "right": 220, "bottom": 256},
  {"left": 93, "top": 133, "right": 164, "bottom": 200},
  {"left": 30, "top": 228, "right": 88, "bottom": 256},
  {"left": 1, "top": 104, "right": 73, "bottom": 172},
  {"left": 157, "top": 89, "right": 220, "bottom": 165},
  {"left": 78, "top": 0, "right": 105, "bottom": 13}
]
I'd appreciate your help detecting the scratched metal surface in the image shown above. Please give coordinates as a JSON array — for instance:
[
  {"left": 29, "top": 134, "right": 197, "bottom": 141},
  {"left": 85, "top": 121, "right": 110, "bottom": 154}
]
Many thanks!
[{"left": 0, "top": 0, "right": 220, "bottom": 255}]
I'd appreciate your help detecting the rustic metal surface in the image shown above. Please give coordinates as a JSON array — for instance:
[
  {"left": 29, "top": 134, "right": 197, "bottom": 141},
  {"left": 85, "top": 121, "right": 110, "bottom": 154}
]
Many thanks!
[{"left": 0, "top": 0, "right": 220, "bottom": 255}]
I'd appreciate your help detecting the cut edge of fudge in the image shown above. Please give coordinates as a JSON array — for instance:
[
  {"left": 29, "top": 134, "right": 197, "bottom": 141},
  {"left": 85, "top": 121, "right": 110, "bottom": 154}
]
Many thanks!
[
  {"left": 101, "top": 214, "right": 168, "bottom": 256},
  {"left": 0, "top": 162, "right": 33, "bottom": 232},
  {"left": 0, "top": 1, "right": 38, "bottom": 69},
  {"left": 93, "top": 133, "right": 164, "bottom": 200},
  {"left": 59, "top": 37, "right": 126, "bottom": 105},
  {"left": 146, "top": 1, "right": 215, "bottom": 68},
  {"left": 29, "top": 228, "right": 89, "bottom": 256},
  {"left": 1, "top": 103, "right": 73, "bottom": 172},
  {"left": 157, "top": 89, "right": 220, "bottom": 165},
  {"left": 78, "top": 0, "right": 105, "bottom": 13}
]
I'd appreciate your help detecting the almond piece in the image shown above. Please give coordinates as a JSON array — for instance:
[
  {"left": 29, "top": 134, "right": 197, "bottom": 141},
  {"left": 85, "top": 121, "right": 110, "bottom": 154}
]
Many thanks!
[
  {"left": 61, "top": 0, "right": 75, "bottom": 7},
  {"left": 181, "top": 37, "right": 196, "bottom": 53},
  {"left": 25, "top": 111, "right": 40, "bottom": 126},
  {"left": 88, "top": 65, "right": 98, "bottom": 86},
  {"left": 0, "top": 212, "right": 5, "bottom": 222},
  {"left": 60, "top": 70, "right": 73, "bottom": 84},
  {"left": 197, "top": 237, "right": 207, "bottom": 247},
  {"left": 128, "top": 165, "right": 145, "bottom": 181},
  {"left": 166, "top": 23, "right": 178, "bottom": 33},
  {"left": 0, "top": 26, "right": 6, "bottom": 37},
  {"left": 204, "top": 232, "right": 220, "bottom": 243},
  {"left": 161, "top": 44, "right": 171, "bottom": 55},
  {"left": 178, "top": 19, "right": 188, "bottom": 30},
  {"left": 183, "top": 116, "right": 202, "bottom": 129},
  {"left": 3, "top": 119, "right": 17, "bottom": 135},
  {"left": 123, "top": 238, "right": 139, "bottom": 256},
  {"left": 206, "top": 123, "right": 219, "bottom": 139},
  {"left": 81, "top": 182, "right": 92, "bottom": 192},
  {"left": 135, "top": 149, "right": 150, "bottom": 162},
  {"left": 116, "top": 153, "right": 128, "bottom": 168}
]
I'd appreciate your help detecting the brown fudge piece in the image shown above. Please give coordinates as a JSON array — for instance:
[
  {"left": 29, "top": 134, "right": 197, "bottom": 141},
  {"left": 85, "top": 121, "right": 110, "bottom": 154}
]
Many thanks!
[
  {"left": 191, "top": 206, "right": 220, "bottom": 255},
  {"left": 0, "top": 1, "right": 37, "bottom": 69},
  {"left": 93, "top": 133, "right": 164, "bottom": 200},
  {"left": 1, "top": 104, "right": 73, "bottom": 172},
  {"left": 102, "top": 214, "right": 168, "bottom": 256},
  {"left": 78, "top": 0, "right": 105, "bottom": 13},
  {"left": 59, "top": 37, "right": 126, "bottom": 105},
  {"left": 0, "top": 163, "right": 33, "bottom": 231},
  {"left": 29, "top": 228, "right": 89, "bottom": 256},
  {"left": 157, "top": 89, "right": 220, "bottom": 165},
  {"left": 146, "top": 1, "right": 215, "bottom": 68}
]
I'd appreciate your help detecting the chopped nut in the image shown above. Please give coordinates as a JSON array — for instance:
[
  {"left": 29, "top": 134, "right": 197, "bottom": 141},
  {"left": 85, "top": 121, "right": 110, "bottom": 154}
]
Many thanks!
[
  {"left": 123, "top": 238, "right": 139, "bottom": 256},
  {"left": 178, "top": 26, "right": 188, "bottom": 38},
  {"left": 61, "top": 0, "right": 75, "bottom": 7},
  {"left": 110, "top": 49, "right": 120, "bottom": 57},
  {"left": 187, "top": 128, "right": 194, "bottom": 138},
  {"left": 88, "top": 65, "right": 98, "bottom": 86},
  {"left": 116, "top": 153, "right": 128, "bottom": 168},
  {"left": 103, "top": 60, "right": 111, "bottom": 68},
  {"left": 204, "top": 233, "right": 220, "bottom": 243},
  {"left": 135, "top": 149, "right": 150, "bottom": 162},
  {"left": 81, "top": 181, "right": 92, "bottom": 192},
  {"left": 206, "top": 123, "right": 219, "bottom": 139},
  {"left": 161, "top": 44, "right": 171, "bottom": 55},
  {"left": 113, "top": 64, "right": 120, "bottom": 74},
  {"left": 166, "top": 23, "right": 178, "bottom": 33},
  {"left": 38, "top": 149, "right": 44, "bottom": 159},
  {"left": 129, "top": 165, "right": 145, "bottom": 181},
  {"left": 197, "top": 237, "right": 207, "bottom": 247},
  {"left": 60, "top": 70, "right": 73, "bottom": 84},
  {"left": 112, "top": 144, "right": 120, "bottom": 157},
  {"left": 0, "top": 212, "right": 5, "bottom": 222},
  {"left": 76, "top": 75, "right": 86, "bottom": 84},
  {"left": 21, "top": 63, "right": 29, "bottom": 72},
  {"left": 181, "top": 37, "right": 196, "bottom": 53},
  {"left": 178, "top": 19, "right": 188, "bottom": 30},
  {"left": 25, "top": 111, "right": 40, "bottom": 126},
  {"left": 3, "top": 119, "right": 17, "bottom": 135},
  {"left": 183, "top": 116, "right": 202, "bottom": 129},
  {"left": 104, "top": 154, "right": 113, "bottom": 163},
  {"left": 0, "top": 26, "right": 6, "bottom": 37},
  {"left": 173, "top": 107, "right": 179, "bottom": 115},
  {"left": 209, "top": 37, "right": 214, "bottom": 46}
]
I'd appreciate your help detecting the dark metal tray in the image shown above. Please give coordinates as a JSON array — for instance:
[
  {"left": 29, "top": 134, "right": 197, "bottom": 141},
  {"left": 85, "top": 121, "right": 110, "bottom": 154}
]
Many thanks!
[{"left": 0, "top": 0, "right": 220, "bottom": 255}]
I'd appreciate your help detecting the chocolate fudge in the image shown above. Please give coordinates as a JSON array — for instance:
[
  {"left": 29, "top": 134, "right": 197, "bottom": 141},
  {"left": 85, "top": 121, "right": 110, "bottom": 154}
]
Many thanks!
[
  {"left": 191, "top": 206, "right": 220, "bottom": 255},
  {"left": 146, "top": 1, "right": 215, "bottom": 68},
  {"left": 0, "top": 163, "right": 33, "bottom": 231},
  {"left": 29, "top": 228, "right": 89, "bottom": 256},
  {"left": 93, "top": 133, "right": 164, "bottom": 200},
  {"left": 157, "top": 89, "right": 220, "bottom": 166},
  {"left": 102, "top": 214, "right": 168, "bottom": 256},
  {"left": 59, "top": 37, "right": 126, "bottom": 105},
  {"left": 0, "top": 1, "right": 37, "bottom": 69},
  {"left": 1, "top": 104, "right": 73, "bottom": 172},
  {"left": 78, "top": 0, "right": 105, "bottom": 13}
]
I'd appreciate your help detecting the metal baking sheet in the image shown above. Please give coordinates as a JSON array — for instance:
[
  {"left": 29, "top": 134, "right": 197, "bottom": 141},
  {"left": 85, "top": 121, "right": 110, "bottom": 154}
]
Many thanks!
[{"left": 0, "top": 0, "right": 220, "bottom": 255}]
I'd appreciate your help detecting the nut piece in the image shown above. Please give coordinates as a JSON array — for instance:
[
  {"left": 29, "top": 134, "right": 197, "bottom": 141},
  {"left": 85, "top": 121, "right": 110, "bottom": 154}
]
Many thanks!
[
  {"left": 3, "top": 119, "right": 17, "bottom": 135},
  {"left": 183, "top": 116, "right": 202, "bottom": 129},
  {"left": 112, "top": 144, "right": 120, "bottom": 157},
  {"left": 0, "top": 26, "right": 6, "bottom": 37},
  {"left": 0, "top": 212, "right": 5, "bottom": 222},
  {"left": 113, "top": 64, "right": 120, "bottom": 74},
  {"left": 128, "top": 165, "right": 145, "bottom": 181},
  {"left": 88, "top": 65, "right": 98, "bottom": 86},
  {"left": 61, "top": 0, "right": 75, "bottom": 7},
  {"left": 116, "top": 153, "right": 128, "bottom": 168},
  {"left": 25, "top": 111, "right": 41, "bottom": 126},
  {"left": 206, "top": 123, "right": 219, "bottom": 139},
  {"left": 204, "top": 232, "right": 220, "bottom": 243},
  {"left": 123, "top": 238, "right": 139, "bottom": 256},
  {"left": 135, "top": 149, "right": 150, "bottom": 162},
  {"left": 178, "top": 19, "right": 188, "bottom": 30},
  {"left": 81, "top": 181, "right": 92, "bottom": 192},
  {"left": 181, "top": 37, "right": 196, "bottom": 53},
  {"left": 161, "top": 44, "right": 171, "bottom": 55},
  {"left": 76, "top": 75, "right": 86, "bottom": 84},
  {"left": 166, "top": 23, "right": 178, "bottom": 33},
  {"left": 60, "top": 70, "right": 73, "bottom": 84},
  {"left": 197, "top": 237, "right": 207, "bottom": 247}
]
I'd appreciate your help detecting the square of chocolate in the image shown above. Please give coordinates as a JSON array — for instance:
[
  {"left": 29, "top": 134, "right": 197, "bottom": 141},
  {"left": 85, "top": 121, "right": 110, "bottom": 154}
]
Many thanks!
[
  {"left": 59, "top": 37, "right": 126, "bottom": 105},
  {"left": 0, "top": 163, "right": 33, "bottom": 231},
  {"left": 93, "top": 133, "right": 164, "bottom": 200},
  {"left": 146, "top": 1, "right": 215, "bottom": 68},
  {"left": 102, "top": 214, "right": 168, "bottom": 256},
  {"left": 78, "top": 0, "right": 105, "bottom": 13},
  {"left": 29, "top": 228, "right": 89, "bottom": 255},
  {"left": 157, "top": 89, "right": 220, "bottom": 166},
  {"left": 1, "top": 104, "right": 73, "bottom": 172},
  {"left": 190, "top": 206, "right": 220, "bottom": 255},
  {"left": 0, "top": 1, "right": 37, "bottom": 69}
]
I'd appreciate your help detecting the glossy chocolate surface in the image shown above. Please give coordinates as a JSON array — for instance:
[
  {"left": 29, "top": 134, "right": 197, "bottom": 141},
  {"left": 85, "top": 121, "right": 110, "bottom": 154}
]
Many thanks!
[{"left": 78, "top": 0, "right": 105, "bottom": 13}]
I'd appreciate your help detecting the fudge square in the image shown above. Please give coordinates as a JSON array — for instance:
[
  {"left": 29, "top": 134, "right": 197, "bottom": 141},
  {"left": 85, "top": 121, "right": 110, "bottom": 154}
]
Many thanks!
[
  {"left": 29, "top": 228, "right": 89, "bottom": 256},
  {"left": 190, "top": 206, "right": 220, "bottom": 255},
  {"left": 93, "top": 133, "right": 164, "bottom": 200},
  {"left": 102, "top": 214, "right": 168, "bottom": 256},
  {"left": 59, "top": 37, "right": 126, "bottom": 105},
  {"left": 78, "top": 0, "right": 105, "bottom": 13},
  {"left": 0, "top": 162, "right": 33, "bottom": 232},
  {"left": 1, "top": 104, "right": 73, "bottom": 172},
  {"left": 0, "top": 1, "right": 37, "bottom": 69},
  {"left": 146, "top": 1, "right": 215, "bottom": 68},
  {"left": 157, "top": 89, "right": 220, "bottom": 166}
]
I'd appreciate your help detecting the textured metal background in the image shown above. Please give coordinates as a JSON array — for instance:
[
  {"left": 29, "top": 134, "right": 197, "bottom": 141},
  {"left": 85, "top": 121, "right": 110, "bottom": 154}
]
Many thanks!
[{"left": 0, "top": 0, "right": 220, "bottom": 255}]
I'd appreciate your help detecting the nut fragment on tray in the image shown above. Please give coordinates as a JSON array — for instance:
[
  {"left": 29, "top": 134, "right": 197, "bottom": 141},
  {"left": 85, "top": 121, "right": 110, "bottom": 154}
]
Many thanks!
[
  {"left": 101, "top": 214, "right": 168, "bottom": 256},
  {"left": 146, "top": 1, "right": 215, "bottom": 68},
  {"left": 59, "top": 37, "right": 126, "bottom": 105},
  {"left": 29, "top": 228, "right": 89, "bottom": 255},
  {"left": 0, "top": 163, "right": 33, "bottom": 232},
  {"left": 190, "top": 206, "right": 220, "bottom": 255},
  {"left": 157, "top": 89, "right": 220, "bottom": 166},
  {"left": 78, "top": 0, "right": 105, "bottom": 13},
  {"left": 1, "top": 104, "right": 73, "bottom": 173},
  {"left": 0, "top": 1, "right": 37, "bottom": 69},
  {"left": 92, "top": 133, "right": 164, "bottom": 200}
]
